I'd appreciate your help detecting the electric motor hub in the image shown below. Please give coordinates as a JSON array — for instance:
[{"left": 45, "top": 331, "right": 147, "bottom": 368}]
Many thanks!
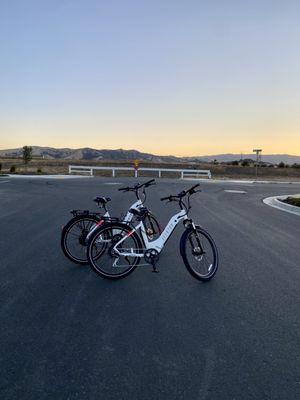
[{"left": 144, "top": 248, "right": 159, "bottom": 264}]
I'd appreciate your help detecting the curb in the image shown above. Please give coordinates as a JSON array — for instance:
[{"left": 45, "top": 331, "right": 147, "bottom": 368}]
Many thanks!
[{"left": 263, "top": 194, "right": 300, "bottom": 216}]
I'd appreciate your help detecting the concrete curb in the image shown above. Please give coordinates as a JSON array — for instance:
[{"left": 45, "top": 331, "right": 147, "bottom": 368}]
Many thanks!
[{"left": 263, "top": 194, "right": 300, "bottom": 216}]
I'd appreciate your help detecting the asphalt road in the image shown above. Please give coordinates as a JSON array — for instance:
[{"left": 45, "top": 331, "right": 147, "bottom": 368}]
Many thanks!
[{"left": 0, "top": 177, "right": 299, "bottom": 400}]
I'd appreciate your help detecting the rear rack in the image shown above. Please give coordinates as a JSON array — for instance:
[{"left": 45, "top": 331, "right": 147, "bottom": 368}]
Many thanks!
[{"left": 70, "top": 209, "right": 103, "bottom": 217}]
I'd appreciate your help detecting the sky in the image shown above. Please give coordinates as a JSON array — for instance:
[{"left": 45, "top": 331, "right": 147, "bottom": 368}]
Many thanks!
[{"left": 0, "top": 0, "right": 300, "bottom": 156}]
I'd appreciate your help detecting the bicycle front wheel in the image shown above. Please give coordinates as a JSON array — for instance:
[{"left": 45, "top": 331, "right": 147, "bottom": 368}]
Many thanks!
[
  {"left": 87, "top": 223, "right": 143, "bottom": 280},
  {"left": 180, "top": 226, "right": 218, "bottom": 281}
]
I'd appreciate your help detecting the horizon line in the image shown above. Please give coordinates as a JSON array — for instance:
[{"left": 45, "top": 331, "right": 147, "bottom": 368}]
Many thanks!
[{"left": 0, "top": 144, "right": 300, "bottom": 158}]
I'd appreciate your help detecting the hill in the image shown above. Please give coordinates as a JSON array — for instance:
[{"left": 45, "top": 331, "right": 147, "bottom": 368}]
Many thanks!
[{"left": 0, "top": 146, "right": 299, "bottom": 165}]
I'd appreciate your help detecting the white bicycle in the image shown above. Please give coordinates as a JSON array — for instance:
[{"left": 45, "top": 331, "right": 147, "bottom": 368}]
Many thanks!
[
  {"left": 61, "top": 179, "right": 160, "bottom": 265},
  {"left": 87, "top": 184, "right": 219, "bottom": 281}
]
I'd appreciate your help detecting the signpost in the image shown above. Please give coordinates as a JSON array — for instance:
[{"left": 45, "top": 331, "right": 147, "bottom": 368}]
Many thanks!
[
  {"left": 253, "top": 149, "right": 262, "bottom": 180},
  {"left": 133, "top": 160, "right": 139, "bottom": 177}
]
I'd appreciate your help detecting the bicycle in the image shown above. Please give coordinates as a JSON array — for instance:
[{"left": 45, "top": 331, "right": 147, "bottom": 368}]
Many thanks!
[
  {"left": 87, "top": 184, "right": 219, "bottom": 281},
  {"left": 61, "top": 179, "right": 161, "bottom": 265}
]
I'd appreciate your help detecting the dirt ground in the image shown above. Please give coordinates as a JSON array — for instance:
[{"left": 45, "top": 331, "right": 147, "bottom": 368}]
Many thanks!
[{"left": 1, "top": 157, "right": 300, "bottom": 180}]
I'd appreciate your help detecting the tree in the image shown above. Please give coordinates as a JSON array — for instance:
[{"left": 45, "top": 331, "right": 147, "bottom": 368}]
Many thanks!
[{"left": 23, "top": 146, "right": 33, "bottom": 165}]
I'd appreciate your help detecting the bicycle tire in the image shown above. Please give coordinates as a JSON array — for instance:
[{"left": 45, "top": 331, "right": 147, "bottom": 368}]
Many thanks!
[
  {"left": 180, "top": 226, "right": 218, "bottom": 281},
  {"left": 61, "top": 214, "right": 101, "bottom": 265},
  {"left": 87, "top": 222, "right": 143, "bottom": 280}
]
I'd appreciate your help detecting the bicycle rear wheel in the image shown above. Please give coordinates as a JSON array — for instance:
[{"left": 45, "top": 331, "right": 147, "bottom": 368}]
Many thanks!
[
  {"left": 87, "top": 222, "right": 143, "bottom": 280},
  {"left": 61, "top": 215, "right": 103, "bottom": 265},
  {"left": 180, "top": 226, "right": 218, "bottom": 281}
]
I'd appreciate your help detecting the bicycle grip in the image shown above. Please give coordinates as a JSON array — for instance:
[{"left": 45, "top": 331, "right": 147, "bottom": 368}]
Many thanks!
[
  {"left": 145, "top": 179, "right": 155, "bottom": 186},
  {"left": 188, "top": 184, "right": 200, "bottom": 193}
]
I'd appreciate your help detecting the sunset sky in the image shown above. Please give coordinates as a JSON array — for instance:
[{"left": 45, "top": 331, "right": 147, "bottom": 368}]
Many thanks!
[{"left": 0, "top": 0, "right": 299, "bottom": 156}]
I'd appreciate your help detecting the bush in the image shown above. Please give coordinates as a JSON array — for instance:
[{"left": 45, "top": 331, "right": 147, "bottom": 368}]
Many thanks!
[
  {"left": 231, "top": 160, "right": 239, "bottom": 166},
  {"left": 10, "top": 165, "right": 16, "bottom": 173},
  {"left": 37, "top": 168, "right": 42, "bottom": 174},
  {"left": 283, "top": 197, "right": 300, "bottom": 207},
  {"left": 0, "top": 162, "right": 2, "bottom": 172},
  {"left": 278, "top": 162, "right": 285, "bottom": 168},
  {"left": 241, "top": 160, "right": 250, "bottom": 167}
]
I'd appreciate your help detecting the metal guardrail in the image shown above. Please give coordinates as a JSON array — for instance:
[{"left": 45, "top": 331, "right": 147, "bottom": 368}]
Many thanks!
[{"left": 68, "top": 165, "right": 212, "bottom": 179}]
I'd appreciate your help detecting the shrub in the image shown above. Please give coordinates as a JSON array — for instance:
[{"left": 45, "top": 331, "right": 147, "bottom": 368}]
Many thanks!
[
  {"left": 0, "top": 162, "right": 2, "bottom": 171},
  {"left": 37, "top": 168, "right": 42, "bottom": 174},
  {"left": 278, "top": 162, "right": 285, "bottom": 168},
  {"left": 10, "top": 165, "right": 16, "bottom": 173},
  {"left": 284, "top": 197, "right": 300, "bottom": 207}
]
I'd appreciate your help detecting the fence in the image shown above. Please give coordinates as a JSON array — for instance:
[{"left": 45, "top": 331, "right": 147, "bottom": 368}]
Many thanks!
[{"left": 68, "top": 165, "right": 212, "bottom": 179}]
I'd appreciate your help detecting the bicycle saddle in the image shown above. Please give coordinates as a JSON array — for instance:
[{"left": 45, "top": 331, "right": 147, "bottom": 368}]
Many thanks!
[{"left": 93, "top": 196, "right": 111, "bottom": 205}]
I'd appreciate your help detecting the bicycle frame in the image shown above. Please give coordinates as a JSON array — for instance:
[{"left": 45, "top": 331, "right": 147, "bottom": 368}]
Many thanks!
[
  {"left": 86, "top": 198, "right": 143, "bottom": 241},
  {"left": 113, "top": 209, "right": 188, "bottom": 257}
]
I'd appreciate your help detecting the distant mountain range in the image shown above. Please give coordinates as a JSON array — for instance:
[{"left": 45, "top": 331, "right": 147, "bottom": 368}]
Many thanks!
[
  {"left": 0, "top": 146, "right": 181, "bottom": 163},
  {"left": 0, "top": 146, "right": 299, "bottom": 165}
]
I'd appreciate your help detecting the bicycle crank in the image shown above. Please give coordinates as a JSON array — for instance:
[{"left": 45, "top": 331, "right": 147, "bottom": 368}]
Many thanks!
[{"left": 144, "top": 248, "right": 160, "bottom": 272}]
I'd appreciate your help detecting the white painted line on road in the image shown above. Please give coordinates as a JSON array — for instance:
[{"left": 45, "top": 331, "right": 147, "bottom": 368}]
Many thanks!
[
  {"left": 103, "top": 182, "right": 122, "bottom": 185},
  {"left": 224, "top": 190, "right": 247, "bottom": 194},
  {"left": 263, "top": 194, "right": 300, "bottom": 216},
  {"left": 0, "top": 180, "right": 9, "bottom": 184}
]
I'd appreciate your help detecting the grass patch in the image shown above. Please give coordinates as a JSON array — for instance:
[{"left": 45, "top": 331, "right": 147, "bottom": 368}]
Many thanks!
[{"left": 282, "top": 197, "right": 300, "bottom": 207}]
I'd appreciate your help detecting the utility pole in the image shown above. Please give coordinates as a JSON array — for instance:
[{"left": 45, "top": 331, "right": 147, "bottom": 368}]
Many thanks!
[{"left": 253, "top": 149, "right": 262, "bottom": 180}]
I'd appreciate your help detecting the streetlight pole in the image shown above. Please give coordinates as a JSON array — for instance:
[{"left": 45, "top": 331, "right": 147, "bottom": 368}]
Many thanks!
[{"left": 253, "top": 149, "right": 262, "bottom": 180}]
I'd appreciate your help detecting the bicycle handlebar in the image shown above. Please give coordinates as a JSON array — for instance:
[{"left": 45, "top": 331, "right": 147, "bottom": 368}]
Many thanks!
[
  {"left": 118, "top": 186, "right": 132, "bottom": 192},
  {"left": 143, "top": 179, "right": 155, "bottom": 188},
  {"left": 160, "top": 184, "right": 200, "bottom": 201},
  {"left": 118, "top": 179, "right": 156, "bottom": 192}
]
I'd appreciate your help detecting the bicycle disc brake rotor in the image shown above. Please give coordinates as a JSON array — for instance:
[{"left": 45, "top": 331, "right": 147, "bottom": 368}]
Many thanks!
[{"left": 192, "top": 246, "right": 204, "bottom": 261}]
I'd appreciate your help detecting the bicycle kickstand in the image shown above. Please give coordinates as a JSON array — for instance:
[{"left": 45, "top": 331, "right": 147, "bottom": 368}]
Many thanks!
[{"left": 151, "top": 261, "right": 159, "bottom": 273}]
